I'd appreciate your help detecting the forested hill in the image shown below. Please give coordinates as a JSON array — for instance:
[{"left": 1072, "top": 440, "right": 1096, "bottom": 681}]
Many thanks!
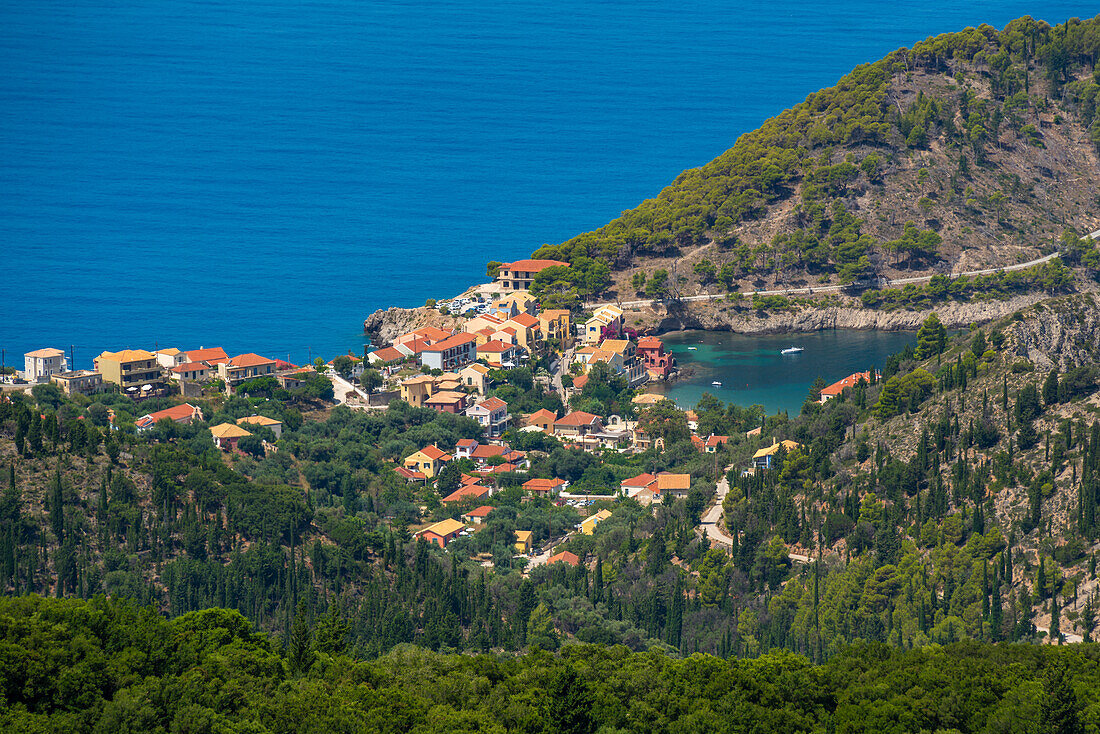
[{"left": 523, "top": 16, "right": 1100, "bottom": 310}]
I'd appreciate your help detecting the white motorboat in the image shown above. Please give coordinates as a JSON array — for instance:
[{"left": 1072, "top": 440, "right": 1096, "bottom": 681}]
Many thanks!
[
  {"left": 711, "top": 381, "right": 722, "bottom": 386},
  {"left": 781, "top": 346, "right": 804, "bottom": 355}
]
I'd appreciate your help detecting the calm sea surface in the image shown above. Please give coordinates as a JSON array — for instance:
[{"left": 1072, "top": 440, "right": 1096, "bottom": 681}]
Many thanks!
[
  {"left": 651, "top": 329, "right": 917, "bottom": 415},
  {"left": 1, "top": 1, "right": 1093, "bottom": 366}
]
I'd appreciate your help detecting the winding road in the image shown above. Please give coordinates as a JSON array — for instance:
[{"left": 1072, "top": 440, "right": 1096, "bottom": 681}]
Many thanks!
[{"left": 587, "top": 244, "right": 1096, "bottom": 311}]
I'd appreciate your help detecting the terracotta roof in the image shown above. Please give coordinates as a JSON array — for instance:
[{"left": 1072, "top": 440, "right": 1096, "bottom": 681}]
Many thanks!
[
  {"left": 464, "top": 505, "right": 494, "bottom": 518},
  {"left": 210, "top": 423, "right": 252, "bottom": 439},
  {"left": 526, "top": 409, "right": 557, "bottom": 425},
  {"left": 395, "top": 467, "right": 427, "bottom": 480},
  {"left": 478, "top": 340, "right": 513, "bottom": 354},
  {"left": 456, "top": 438, "right": 478, "bottom": 449},
  {"left": 412, "top": 326, "right": 455, "bottom": 342},
  {"left": 657, "top": 473, "right": 691, "bottom": 491},
  {"left": 184, "top": 347, "right": 229, "bottom": 363},
  {"left": 547, "top": 551, "right": 580, "bottom": 567},
  {"left": 820, "top": 371, "right": 875, "bottom": 397},
  {"left": 442, "top": 485, "right": 491, "bottom": 503},
  {"left": 555, "top": 411, "right": 601, "bottom": 427},
  {"left": 228, "top": 353, "right": 275, "bottom": 368},
  {"left": 425, "top": 390, "right": 466, "bottom": 405},
  {"left": 523, "top": 478, "right": 566, "bottom": 492},
  {"left": 632, "top": 393, "right": 666, "bottom": 405},
  {"left": 471, "top": 444, "right": 508, "bottom": 459},
  {"left": 238, "top": 415, "right": 281, "bottom": 427},
  {"left": 416, "top": 445, "right": 450, "bottom": 461},
  {"left": 705, "top": 435, "right": 729, "bottom": 447},
  {"left": 500, "top": 259, "right": 570, "bottom": 272},
  {"left": 636, "top": 336, "right": 662, "bottom": 349},
  {"left": 171, "top": 362, "right": 209, "bottom": 374},
  {"left": 463, "top": 363, "right": 491, "bottom": 375},
  {"left": 572, "top": 375, "right": 589, "bottom": 390},
  {"left": 25, "top": 348, "right": 65, "bottom": 358},
  {"left": 370, "top": 347, "right": 405, "bottom": 363},
  {"left": 622, "top": 472, "right": 657, "bottom": 488},
  {"left": 401, "top": 337, "right": 433, "bottom": 355},
  {"left": 600, "top": 339, "right": 630, "bottom": 354},
  {"left": 509, "top": 313, "right": 539, "bottom": 328},
  {"left": 421, "top": 518, "right": 465, "bottom": 537},
  {"left": 144, "top": 404, "right": 200, "bottom": 423},
  {"left": 490, "top": 462, "right": 518, "bottom": 473},
  {"left": 97, "top": 349, "right": 156, "bottom": 362},
  {"left": 476, "top": 397, "right": 507, "bottom": 411},
  {"left": 425, "top": 333, "right": 478, "bottom": 352}
]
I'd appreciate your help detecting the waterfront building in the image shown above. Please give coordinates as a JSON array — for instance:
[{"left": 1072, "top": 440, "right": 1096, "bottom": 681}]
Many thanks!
[
  {"left": 495, "top": 259, "right": 570, "bottom": 292},
  {"left": 420, "top": 333, "right": 478, "bottom": 371},
  {"left": 94, "top": 349, "right": 165, "bottom": 392},
  {"left": 217, "top": 353, "right": 277, "bottom": 390},
  {"left": 637, "top": 336, "right": 675, "bottom": 380},
  {"left": 50, "top": 370, "right": 103, "bottom": 396},
  {"left": 23, "top": 348, "right": 67, "bottom": 383}
]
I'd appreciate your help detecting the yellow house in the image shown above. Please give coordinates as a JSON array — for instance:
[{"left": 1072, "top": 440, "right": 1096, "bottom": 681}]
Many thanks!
[
  {"left": 514, "top": 529, "right": 534, "bottom": 555},
  {"left": 502, "top": 313, "right": 541, "bottom": 351},
  {"left": 539, "top": 309, "right": 572, "bottom": 349},
  {"left": 400, "top": 375, "right": 438, "bottom": 407},
  {"left": 403, "top": 445, "right": 451, "bottom": 478},
  {"left": 94, "top": 349, "right": 165, "bottom": 391},
  {"left": 460, "top": 363, "right": 491, "bottom": 394},
  {"left": 584, "top": 305, "right": 623, "bottom": 344},
  {"left": 580, "top": 509, "right": 612, "bottom": 535},
  {"left": 753, "top": 440, "right": 802, "bottom": 471}
]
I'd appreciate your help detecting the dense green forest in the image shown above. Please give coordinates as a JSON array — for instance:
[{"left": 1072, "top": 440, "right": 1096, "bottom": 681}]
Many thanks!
[
  {"left": 521, "top": 16, "right": 1100, "bottom": 309},
  {"left": 2, "top": 594, "right": 1097, "bottom": 733}
]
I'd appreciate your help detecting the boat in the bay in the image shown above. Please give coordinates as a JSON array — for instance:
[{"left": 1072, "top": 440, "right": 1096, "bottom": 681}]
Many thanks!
[{"left": 781, "top": 346, "right": 804, "bottom": 355}]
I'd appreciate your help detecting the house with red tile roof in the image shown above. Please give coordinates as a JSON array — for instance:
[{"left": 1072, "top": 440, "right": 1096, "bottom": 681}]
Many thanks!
[
  {"left": 553, "top": 411, "right": 604, "bottom": 438},
  {"left": 395, "top": 466, "right": 427, "bottom": 483},
  {"left": 184, "top": 347, "right": 230, "bottom": 365},
  {"left": 421, "top": 333, "right": 478, "bottom": 371},
  {"left": 620, "top": 472, "right": 657, "bottom": 498},
  {"left": 403, "top": 445, "right": 451, "bottom": 478},
  {"left": 170, "top": 362, "right": 212, "bottom": 382},
  {"left": 477, "top": 340, "right": 517, "bottom": 368},
  {"left": 524, "top": 409, "right": 557, "bottom": 433},
  {"left": 819, "top": 371, "right": 876, "bottom": 403},
  {"left": 704, "top": 435, "right": 729, "bottom": 453},
  {"left": 442, "top": 484, "right": 492, "bottom": 503},
  {"left": 546, "top": 550, "right": 580, "bottom": 567},
  {"left": 418, "top": 518, "right": 465, "bottom": 548},
  {"left": 466, "top": 396, "right": 510, "bottom": 437},
  {"left": 368, "top": 346, "right": 407, "bottom": 367},
  {"left": 495, "top": 259, "right": 570, "bottom": 291},
  {"left": 523, "top": 477, "right": 568, "bottom": 497},
  {"left": 218, "top": 353, "right": 277, "bottom": 390},
  {"left": 462, "top": 505, "right": 495, "bottom": 525},
  {"left": 424, "top": 390, "right": 468, "bottom": 414},
  {"left": 135, "top": 403, "right": 203, "bottom": 431}
]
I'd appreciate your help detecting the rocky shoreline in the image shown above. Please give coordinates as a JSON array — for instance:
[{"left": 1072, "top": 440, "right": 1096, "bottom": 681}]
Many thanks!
[{"left": 364, "top": 290, "right": 1063, "bottom": 345}]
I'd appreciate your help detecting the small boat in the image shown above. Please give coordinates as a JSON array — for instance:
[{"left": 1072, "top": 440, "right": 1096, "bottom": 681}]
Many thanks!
[
  {"left": 687, "top": 346, "right": 697, "bottom": 351},
  {"left": 711, "top": 381, "right": 722, "bottom": 386},
  {"left": 781, "top": 346, "right": 804, "bottom": 355}
]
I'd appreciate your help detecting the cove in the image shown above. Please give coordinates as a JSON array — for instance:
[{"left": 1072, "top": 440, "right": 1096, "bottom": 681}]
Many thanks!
[{"left": 650, "top": 329, "right": 917, "bottom": 415}]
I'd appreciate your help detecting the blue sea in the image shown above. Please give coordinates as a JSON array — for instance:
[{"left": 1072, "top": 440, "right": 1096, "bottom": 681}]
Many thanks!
[{"left": 1, "top": 1, "right": 1094, "bottom": 368}]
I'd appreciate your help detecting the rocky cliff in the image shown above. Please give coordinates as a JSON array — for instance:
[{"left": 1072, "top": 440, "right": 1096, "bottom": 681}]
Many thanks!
[
  {"left": 1004, "top": 292, "right": 1100, "bottom": 371},
  {"left": 635, "top": 290, "right": 1063, "bottom": 335},
  {"left": 363, "top": 307, "right": 461, "bottom": 346}
]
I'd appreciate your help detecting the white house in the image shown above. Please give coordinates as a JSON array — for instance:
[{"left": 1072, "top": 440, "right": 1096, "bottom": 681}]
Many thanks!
[
  {"left": 24, "top": 348, "right": 68, "bottom": 383},
  {"left": 466, "top": 397, "right": 511, "bottom": 438}
]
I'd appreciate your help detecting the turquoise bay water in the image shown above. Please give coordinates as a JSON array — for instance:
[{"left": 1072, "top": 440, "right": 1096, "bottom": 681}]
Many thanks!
[
  {"left": 1, "top": 1, "right": 1094, "bottom": 366},
  {"left": 652, "top": 330, "right": 917, "bottom": 415}
]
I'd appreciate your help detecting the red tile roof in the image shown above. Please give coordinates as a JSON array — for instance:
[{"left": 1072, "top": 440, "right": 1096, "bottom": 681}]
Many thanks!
[
  {"left": 395, "top": 467, "right": 427, "bottom": 480},
  {"left": 418, "top": 445, "right": 450, "bottom": 461},
  {"left": 547, "top": 551, "right": 580, "bottom": 567},
  {"left": 509, "top": 313, "right": 539, "bottom": 328},
  {"left": 572, "top": 375, "right": 589, "bottom": 390},
  {"left": 464, "top": 505, "right": 494, "bottom": 518},
  {"left": 370, "top": 347, "right": 405, "bottom": 363},
  {"left": 523, "top": 478, "right": 566, "bottom": 492},
  {"left": 171, "top": 362, "right": 209, "bottom": 374},
  {"left": 476, "top": 397, "right": 507, "bottom": 411},
  {"left": 706, "top": 435, "right": 729, "bottom": 447},
  {"left": 185, "top": 347, "right": 229, "bottom": 364},
  {"left": 478, "top": 340, "right": 513, "bottom": 354},
  {"left": 456, "top": 438, "right": 478, "bottom": 449},
  {"left": 555, "top": 411, "right": 601, "bottom": 427},
  {"left": 501, "top": 259, "right": 570, "bottom": 272},
  {"left": 442, "top": 485, "right": 491, "bottom": 503},
  {"left": 229, "top": 353, "right": 275, "bottom": 368},
  {"left": 637, "top": 336, "right": 663, "bottom": 349},
  {"left": 821, "top": 371, "right": 875, "bottom": 397},
  {"left": 621, "top": 472, "right": 657, "bottom": 488},
  {"left": 526, "top": 408, "right": 557, "bottom": 425},
  {"left": 146, "top": 404, "right": 200, "bottom": 423},
  {"left": 471, "top": 444, "right": 508, "bottom": 459},
  {"left": 425, "top": 333, "right": 478, "bottom": 352}
]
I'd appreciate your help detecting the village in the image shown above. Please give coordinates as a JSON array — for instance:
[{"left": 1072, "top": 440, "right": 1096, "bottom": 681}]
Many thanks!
[{"left": 5, "top": 258, "right": 875, "bottom": 569}]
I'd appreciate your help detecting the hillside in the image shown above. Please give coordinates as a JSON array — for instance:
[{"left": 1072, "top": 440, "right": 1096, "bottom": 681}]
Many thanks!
[{"left": 508, "top": 16, "right": 1100, "bottom": 329}]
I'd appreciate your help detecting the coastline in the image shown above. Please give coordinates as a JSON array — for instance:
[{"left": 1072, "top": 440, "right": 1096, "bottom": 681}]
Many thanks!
[{"left": 364, "top": 288, "right": 1065, "bottom": 346}]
